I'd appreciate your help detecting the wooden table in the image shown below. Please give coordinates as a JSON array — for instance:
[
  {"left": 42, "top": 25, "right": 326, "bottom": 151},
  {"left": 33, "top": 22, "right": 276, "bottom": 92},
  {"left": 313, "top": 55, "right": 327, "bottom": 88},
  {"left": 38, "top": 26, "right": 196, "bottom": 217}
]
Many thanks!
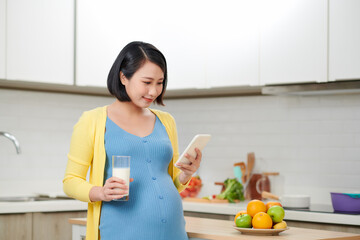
[{"left": 69, "top": 216, "right": 360, "bottom": 240}]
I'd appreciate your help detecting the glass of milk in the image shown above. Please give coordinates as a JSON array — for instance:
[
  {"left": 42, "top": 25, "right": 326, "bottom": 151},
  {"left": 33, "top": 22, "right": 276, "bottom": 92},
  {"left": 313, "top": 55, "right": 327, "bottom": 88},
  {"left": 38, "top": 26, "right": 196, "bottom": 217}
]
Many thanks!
[{"left": 112, "top": 155, "right": 130, "bottom": 201}]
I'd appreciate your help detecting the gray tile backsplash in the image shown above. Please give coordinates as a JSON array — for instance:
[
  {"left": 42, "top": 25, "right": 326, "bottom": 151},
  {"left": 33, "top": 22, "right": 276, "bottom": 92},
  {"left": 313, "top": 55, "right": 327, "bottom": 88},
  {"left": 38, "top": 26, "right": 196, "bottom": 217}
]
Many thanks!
[{"left": 0, "top": 89, "right": 359, "bottom": 205}]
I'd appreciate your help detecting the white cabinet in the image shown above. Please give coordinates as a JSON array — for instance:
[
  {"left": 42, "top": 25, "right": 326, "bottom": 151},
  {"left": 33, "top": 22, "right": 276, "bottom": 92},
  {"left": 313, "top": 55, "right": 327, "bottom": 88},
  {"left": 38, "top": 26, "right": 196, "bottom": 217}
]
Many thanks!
[
  {"left": 6, "top": 0, "right": 74, "bottom": 84},
  {"left": 76, "top": 0, "right": 133, "bottom": 88},
  {"left": 0, "top": 0, "right": 5, "bottom": 79},
  {"left": 205, "top": 1, "right": 259, "bottom": 87},
  {"left": 329, "top": 0, "right": 360, "bottom": 81},
  {"left": 259, "top": 0, "right": 328, "bottom": 85},
  {"left": 68, "top": 0, "right": 360, "bottom": 89},
  {"left": 76, "top": 0, "right": 207, "bottom": 89},
  {"left": 148, "top": 0, "right": 207, "bottom": 90},
  {"left": 2, "top": 0, "right": 358, "bottom": 90},
  {"left": 71, "top": 223, "right": 86, "bottom": 240},
  {"left": 76, "top": 0, "right": 261, "bottom": 89}
]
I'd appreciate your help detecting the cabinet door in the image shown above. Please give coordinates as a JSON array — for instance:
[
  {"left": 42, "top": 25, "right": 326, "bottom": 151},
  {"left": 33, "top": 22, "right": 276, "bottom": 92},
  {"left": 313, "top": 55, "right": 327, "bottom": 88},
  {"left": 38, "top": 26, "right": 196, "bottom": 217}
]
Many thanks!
[
  {"left": 0, "top": 0, "right": 5, "bottom": 79},
  {"left": 76, "top": 0, "right": 206, "bottom": 89},
  {"left": 7, "top": 0, "right": 74, "bottom": 84},
  {"left": 33, "top": 211, "right": 87, "bottom": 240},
  {"left": 148, "top": 0, "right": 206, "bottom": 90},
  {"left": 260, "top": 0, "right": 328, "bottom": 85},
  {"left": 206, "top": 0, "right": 259, "bottom": 87},
  {"left": 329, "top": 0, "right": 360, "bottom": 81},
  {"left": 76, "top": 0, "right": 133, "bottom": 88},
  {"left": 0, "top": 213, "right": 32, "bottom": 240}
]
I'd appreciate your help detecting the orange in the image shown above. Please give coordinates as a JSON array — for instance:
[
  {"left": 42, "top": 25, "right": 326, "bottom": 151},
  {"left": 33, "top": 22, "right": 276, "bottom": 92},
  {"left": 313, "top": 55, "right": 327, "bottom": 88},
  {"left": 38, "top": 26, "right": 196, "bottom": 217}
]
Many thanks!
[
  {"left": 265, "top": 201, "right": 282, "bottom": 211},
  {"left": 234, "top": 210, "right": 247, "bottom": 223},
  {"left": 247, "top": 200, "right": 266, "bottom": 217},
  {"left": 252, "top": 212, "right": 273, "bottom": 229}
]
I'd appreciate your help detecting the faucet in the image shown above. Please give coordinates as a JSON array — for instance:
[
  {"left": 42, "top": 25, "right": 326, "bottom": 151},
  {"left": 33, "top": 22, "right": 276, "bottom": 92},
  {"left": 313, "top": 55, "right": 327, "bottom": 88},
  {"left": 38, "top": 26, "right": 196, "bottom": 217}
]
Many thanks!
[{"left": 0, "top": 132, "right": 21, "bottom": 154}]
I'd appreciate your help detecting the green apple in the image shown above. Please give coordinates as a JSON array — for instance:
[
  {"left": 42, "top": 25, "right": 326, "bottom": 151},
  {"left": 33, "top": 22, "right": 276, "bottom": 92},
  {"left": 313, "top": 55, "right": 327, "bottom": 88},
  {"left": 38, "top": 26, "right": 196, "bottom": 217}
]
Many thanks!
[
  {"left": 267, "top": 205, "right": 285, "bottom": 223},
  {"left": 235, "top": 214, "right": 252, "bottom": 228}
]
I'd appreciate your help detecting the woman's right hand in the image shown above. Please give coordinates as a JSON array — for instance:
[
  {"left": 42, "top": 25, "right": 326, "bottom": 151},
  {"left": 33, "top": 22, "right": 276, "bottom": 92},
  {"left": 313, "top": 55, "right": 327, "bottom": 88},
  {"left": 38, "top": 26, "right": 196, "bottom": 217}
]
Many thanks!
[
  {"left": 101, "top": 177, "right": 132, "bottom": 202},
  {"left": 89, "top": 177, "right": 133, "bottom": 202}
]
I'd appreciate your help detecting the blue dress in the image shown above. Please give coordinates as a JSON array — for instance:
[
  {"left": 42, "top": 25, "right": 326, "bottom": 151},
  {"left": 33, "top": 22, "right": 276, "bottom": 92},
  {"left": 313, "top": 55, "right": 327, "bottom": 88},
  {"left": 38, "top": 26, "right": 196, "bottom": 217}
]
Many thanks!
[{"left": 99, "top": 116, "right": 188, "bottom": 240}]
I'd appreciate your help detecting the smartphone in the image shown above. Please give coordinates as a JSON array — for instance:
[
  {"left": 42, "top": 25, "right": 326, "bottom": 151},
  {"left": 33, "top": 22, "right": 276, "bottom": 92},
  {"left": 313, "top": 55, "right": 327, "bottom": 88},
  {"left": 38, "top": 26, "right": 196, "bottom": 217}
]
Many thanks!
[{"left": 175, "top": 134, "right": 211, "bottom": 166}]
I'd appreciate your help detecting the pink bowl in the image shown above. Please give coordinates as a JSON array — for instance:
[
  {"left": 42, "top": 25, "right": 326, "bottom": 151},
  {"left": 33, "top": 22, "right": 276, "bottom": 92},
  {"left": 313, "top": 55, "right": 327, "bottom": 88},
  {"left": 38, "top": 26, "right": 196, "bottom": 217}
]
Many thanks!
[{"left": 330, "top": 192, "right": 360, "bottom": 214}]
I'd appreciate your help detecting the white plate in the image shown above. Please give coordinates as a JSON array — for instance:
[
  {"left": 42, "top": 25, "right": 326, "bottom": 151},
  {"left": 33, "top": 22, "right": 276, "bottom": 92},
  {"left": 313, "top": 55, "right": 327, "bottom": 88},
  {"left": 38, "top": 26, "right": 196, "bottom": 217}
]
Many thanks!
[{"left": 233, "top": 226, "right": 289, "bottom": 236}]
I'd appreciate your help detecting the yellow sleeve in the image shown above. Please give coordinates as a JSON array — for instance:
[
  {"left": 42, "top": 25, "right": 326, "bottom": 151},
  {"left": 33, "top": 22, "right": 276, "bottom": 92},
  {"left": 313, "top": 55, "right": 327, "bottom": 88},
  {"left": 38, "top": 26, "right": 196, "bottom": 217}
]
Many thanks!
[
  {"left": 166, "top": 113, "right": 191, "bottom": 192},
  {"left": 63, "top": 111, "right": 95, "bottom": 203}
]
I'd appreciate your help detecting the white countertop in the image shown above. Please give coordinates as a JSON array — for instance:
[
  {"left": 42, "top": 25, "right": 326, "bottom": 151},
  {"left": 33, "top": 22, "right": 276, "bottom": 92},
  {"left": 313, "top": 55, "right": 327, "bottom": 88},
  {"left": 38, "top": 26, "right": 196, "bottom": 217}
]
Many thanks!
[
  {"left": 1, "top": 199, "right": 359, "bottom": 227},
  {"left": 182, "top": 201, "right": 360, "bottom": 226},
  {"left": 0, "top": 199, "right": 87, "bottom": 214}
]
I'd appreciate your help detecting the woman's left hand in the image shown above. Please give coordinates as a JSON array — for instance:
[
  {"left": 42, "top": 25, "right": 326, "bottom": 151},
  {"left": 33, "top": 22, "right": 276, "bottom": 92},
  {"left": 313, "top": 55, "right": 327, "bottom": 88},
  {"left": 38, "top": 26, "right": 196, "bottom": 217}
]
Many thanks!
[{"left": 176, "top": 148, "right": 202, "bottom": 184}]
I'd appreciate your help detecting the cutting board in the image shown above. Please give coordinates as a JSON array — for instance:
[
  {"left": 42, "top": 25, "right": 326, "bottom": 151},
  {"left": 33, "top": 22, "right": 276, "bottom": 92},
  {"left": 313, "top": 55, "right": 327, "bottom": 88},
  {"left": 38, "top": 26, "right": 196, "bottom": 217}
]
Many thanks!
[{"left": 183, "top": 197, "right": 239, "bottom": 203}]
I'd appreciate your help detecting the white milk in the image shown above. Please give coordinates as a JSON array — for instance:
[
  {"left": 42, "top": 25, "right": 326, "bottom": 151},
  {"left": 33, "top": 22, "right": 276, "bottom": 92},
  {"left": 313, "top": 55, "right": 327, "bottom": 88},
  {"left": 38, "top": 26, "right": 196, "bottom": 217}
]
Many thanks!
[{"left": 113, "top": 167, "right": 130, "bottom": 196}]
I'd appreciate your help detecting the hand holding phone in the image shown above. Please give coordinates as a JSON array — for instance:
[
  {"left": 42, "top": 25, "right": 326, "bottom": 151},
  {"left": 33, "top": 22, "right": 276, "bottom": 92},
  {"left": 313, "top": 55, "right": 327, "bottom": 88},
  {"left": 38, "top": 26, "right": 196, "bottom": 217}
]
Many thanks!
[{"left": 175, "top": 134, "right": 211, "bottom": 167}]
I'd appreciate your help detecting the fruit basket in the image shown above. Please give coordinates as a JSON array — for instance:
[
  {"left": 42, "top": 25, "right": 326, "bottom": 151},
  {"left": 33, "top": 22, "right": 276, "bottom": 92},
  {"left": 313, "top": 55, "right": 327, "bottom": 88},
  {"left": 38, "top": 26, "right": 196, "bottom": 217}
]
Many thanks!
[{"left": 233, "top": 200, "right": 288, "bottom": 235}]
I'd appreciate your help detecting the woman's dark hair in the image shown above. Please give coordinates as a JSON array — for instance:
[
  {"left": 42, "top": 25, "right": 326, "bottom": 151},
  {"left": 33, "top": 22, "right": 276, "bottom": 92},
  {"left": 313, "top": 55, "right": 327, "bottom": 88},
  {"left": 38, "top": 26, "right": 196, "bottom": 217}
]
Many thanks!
[{"left": 107, "top": 41, "right": 167, "bottom": 106}]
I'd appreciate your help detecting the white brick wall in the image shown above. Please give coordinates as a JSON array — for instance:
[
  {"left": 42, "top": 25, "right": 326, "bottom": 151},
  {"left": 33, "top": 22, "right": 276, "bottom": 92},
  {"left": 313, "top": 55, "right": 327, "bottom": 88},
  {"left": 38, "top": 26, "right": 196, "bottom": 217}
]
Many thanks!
[
  {"left": 0, "top": 88, "right": 359, "bottom": 205},
  {"left": 0, "top": 89, "right": 113, "bottom": 196},
  {"left": 160, "top": 94, "right": 360, "bottom": 205}
]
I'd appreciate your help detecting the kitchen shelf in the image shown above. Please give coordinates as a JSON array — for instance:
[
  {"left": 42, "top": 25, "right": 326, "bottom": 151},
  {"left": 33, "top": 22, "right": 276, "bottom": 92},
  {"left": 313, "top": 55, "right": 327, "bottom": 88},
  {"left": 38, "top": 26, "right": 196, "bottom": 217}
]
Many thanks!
[
  {"left": 0, "top": 79, "right": 262, "bottom": 99},
  {"left": 3, "top": 79, "right": 359, "bottom": 98}
]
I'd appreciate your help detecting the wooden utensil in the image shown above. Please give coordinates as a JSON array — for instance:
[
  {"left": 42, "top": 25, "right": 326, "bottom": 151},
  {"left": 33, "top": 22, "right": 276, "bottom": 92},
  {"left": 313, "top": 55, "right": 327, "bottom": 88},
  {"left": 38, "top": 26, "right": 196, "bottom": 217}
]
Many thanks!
[
  {"left": 214, "top": 182, "right": 225, "bottom": 193},
  {"left": 247, "top": 152, "right": 255, "bottom": 180},
  {"left": 262, "top": 172, "right": 280, "bottom": 176},
  {"left": 239, "top": 162, "right": 246, "bottom": 183},
  {"left": 261, "top": 191, "right": 280, "bottom": 200},
  {"left": 244, "top": 152, "right": 255, "bottom": 200}
]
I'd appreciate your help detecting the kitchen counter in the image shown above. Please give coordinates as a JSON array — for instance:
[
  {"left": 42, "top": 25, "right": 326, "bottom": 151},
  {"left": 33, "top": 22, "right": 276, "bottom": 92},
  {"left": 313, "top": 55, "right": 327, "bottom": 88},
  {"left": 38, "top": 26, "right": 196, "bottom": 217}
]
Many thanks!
[
  {"left": 182, "top": 201, "right": 360, "bottom": 226},
  {"left": 0, "top": 199, "right": 87, "bottom": 214},
  {"left": 68, "top": 216, "right": 360, "bottom": 240},
  {"left": 1, "top": 199, "right": 359, "bottom": 228}
]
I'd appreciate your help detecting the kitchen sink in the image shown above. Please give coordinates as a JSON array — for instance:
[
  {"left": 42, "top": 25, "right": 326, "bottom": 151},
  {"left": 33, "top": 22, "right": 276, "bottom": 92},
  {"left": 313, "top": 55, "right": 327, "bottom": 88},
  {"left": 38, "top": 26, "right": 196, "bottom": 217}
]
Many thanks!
[{"left": 0, "top": 196, "right": 72, "bottom": 202}]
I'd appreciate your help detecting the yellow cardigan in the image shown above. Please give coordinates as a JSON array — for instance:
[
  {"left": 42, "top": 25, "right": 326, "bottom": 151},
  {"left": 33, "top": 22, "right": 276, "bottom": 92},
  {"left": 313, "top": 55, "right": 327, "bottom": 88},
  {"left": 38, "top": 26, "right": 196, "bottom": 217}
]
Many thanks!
[{"left": 63, "top": 106, "right": 189, "bottom": 240}]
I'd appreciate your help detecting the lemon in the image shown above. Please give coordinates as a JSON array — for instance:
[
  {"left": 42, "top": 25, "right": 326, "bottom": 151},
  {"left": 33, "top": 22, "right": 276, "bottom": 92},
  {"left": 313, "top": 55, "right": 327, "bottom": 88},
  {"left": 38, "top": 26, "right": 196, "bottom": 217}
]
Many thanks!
[{"left": 273, "top": 221, "right": 287, "bottom": 229}]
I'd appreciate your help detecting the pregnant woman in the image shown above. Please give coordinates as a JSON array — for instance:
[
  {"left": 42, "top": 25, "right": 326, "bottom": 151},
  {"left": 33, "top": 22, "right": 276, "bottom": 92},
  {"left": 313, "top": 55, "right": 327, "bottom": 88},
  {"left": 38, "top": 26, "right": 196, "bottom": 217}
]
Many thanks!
[{"left": 63, "top": 41, "right": 202, "bottom": 240}]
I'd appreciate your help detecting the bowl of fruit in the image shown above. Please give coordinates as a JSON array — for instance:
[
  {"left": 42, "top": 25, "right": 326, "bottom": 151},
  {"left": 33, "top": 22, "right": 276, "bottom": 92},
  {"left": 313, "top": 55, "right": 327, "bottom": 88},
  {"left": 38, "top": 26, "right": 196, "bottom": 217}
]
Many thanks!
[
  {"left": 233, "top": 200, "right": 289, "bottom": 236},
  {"left": 180, "top": 175, "right": 202, "bottom": 198}
]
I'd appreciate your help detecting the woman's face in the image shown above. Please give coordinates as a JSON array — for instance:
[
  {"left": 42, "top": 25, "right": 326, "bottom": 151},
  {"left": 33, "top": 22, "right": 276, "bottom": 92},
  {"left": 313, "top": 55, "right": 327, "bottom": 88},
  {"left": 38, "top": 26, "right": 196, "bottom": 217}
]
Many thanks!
[{"left": 121, "top": 60, "right": 164, "bottom": 108}]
